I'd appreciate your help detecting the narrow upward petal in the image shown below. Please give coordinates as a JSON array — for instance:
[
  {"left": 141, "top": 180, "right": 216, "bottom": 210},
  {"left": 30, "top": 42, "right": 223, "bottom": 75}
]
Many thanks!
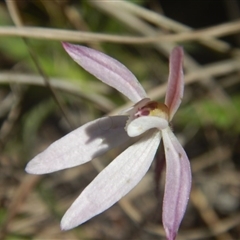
[
  {"left": 164, "top": 47, "right": 184, "bottom": 121},
  {"left": 162, "top": 127, "right": 191, "bottom": 240},
  {"left": 62, "top": 43, "right": 147, "bottom": 103},
  {"left": 26, "top": 116, "right": 129, "bottom": 174},
  {"left": 127, "top": 116, "right": 168, "bottom": 137},
  {"left": 61, "top": 130, "right": 161, "bottom": 230}
]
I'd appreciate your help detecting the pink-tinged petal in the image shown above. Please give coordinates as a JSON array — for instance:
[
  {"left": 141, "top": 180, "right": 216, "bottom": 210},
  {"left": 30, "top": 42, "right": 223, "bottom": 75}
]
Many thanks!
[
  {"left": 162, "top": 127, "right": 191, "bottom": 240},
  {"left": 127, "top": 116, "right": 168, "bottom": 137},
  {"left": 62, "top": 42, "right": 147, "bottom": 103},
  {"left": 122, "top": 98, "right": 151, "bottom": 114},
  {"left": 61, "top": 130, "right": 161, "bottom": 230},
  {"left": 26, "top": 116, "right": 129, "bottom": 174},
  {"left": 164, "top": 47, "right": 184, "bottom": 121}
]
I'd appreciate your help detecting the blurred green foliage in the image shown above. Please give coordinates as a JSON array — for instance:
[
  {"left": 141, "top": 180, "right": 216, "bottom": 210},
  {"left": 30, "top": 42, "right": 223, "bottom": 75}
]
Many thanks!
[{"left": 177, "top": 95, "right": 240, "bottom": 133}]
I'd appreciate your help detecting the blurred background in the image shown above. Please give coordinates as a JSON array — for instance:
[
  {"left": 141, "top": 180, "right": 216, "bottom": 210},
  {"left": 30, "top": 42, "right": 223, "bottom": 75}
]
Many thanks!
[{"left": 1, "top": 0, "right": 240, "bottom": 239}]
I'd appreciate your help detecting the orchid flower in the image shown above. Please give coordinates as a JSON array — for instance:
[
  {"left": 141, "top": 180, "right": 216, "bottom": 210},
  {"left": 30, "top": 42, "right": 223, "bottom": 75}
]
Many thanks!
[{"left": 26, "top": 43, "right": 191, "bottom": 240}]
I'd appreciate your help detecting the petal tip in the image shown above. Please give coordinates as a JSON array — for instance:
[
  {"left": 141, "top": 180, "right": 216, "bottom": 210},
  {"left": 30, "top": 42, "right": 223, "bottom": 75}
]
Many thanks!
[
  {"left": 165, "top": 228, "right": 177, "bottom": 240},
  {"left": 25, "top": 156, "right": 50, "bottom": 175},
  {"left": 62, "top": 42, "right": 77, "bottom": 55},
  {"left": 62, "top": 41, "right": 71, "bottom": 49},
  {"left": 60, "top": 213, "right": 78, "bottom": 231},
  {"left": 60, "top": 220, "right": 70, "bottom": 231},
  {"left": 173, "top": 46, "right": 184, "bottom": 55},
  {"left": 25, "top": 161, "right": 39, "bottom": 174}
]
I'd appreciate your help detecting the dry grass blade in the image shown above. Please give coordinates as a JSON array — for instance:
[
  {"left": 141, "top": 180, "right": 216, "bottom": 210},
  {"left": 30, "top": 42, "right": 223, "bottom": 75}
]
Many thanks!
[
  {"left": 91, "top": 0, "right": 230, "bottom": 52},
  {"left": 0, "top": 20, "right": 240, "bottom": 44},
  {"left": 0, "top": 73, "right": 115, "bottom": 111}
]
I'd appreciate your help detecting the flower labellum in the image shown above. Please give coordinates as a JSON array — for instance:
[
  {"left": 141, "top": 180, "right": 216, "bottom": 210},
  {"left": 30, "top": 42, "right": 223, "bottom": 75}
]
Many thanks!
[{"left": 26, "top": 43, "right": 191, "bottom": 240}]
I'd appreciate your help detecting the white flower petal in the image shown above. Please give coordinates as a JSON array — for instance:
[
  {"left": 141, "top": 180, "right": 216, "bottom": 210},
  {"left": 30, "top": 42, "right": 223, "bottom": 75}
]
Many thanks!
[
  {"left": 61, "top": 130, "right": 161, "bottom": 230},
  {"left": 127, "top": 116, "right": 168, "bottom": 137},
  {"left": 162, "top": 127, "right": 192, "bottom": 240},
  {"left": 26, "top": 116, "right": 129, "bottom": 174},
  {"left": 62, "top": 43, "right": 147, "bottom": 103}
]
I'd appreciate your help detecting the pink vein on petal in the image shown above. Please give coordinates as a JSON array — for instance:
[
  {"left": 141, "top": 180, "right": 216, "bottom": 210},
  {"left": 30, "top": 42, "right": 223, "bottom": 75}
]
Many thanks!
[
  {"left": 162, "top": 127, "right": 191, "bottom": 240},
  {"left": 164, "top": 47, "right": 184, "bottom": 121},
  {"left": 62, "top": 42, "right": 147, "bottom": 103}
]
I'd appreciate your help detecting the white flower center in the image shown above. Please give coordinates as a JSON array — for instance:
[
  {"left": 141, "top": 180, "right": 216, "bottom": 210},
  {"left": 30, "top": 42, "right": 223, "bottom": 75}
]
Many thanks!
[{"left": 126, "top": 98, "right": 169, "bottom": 137}]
